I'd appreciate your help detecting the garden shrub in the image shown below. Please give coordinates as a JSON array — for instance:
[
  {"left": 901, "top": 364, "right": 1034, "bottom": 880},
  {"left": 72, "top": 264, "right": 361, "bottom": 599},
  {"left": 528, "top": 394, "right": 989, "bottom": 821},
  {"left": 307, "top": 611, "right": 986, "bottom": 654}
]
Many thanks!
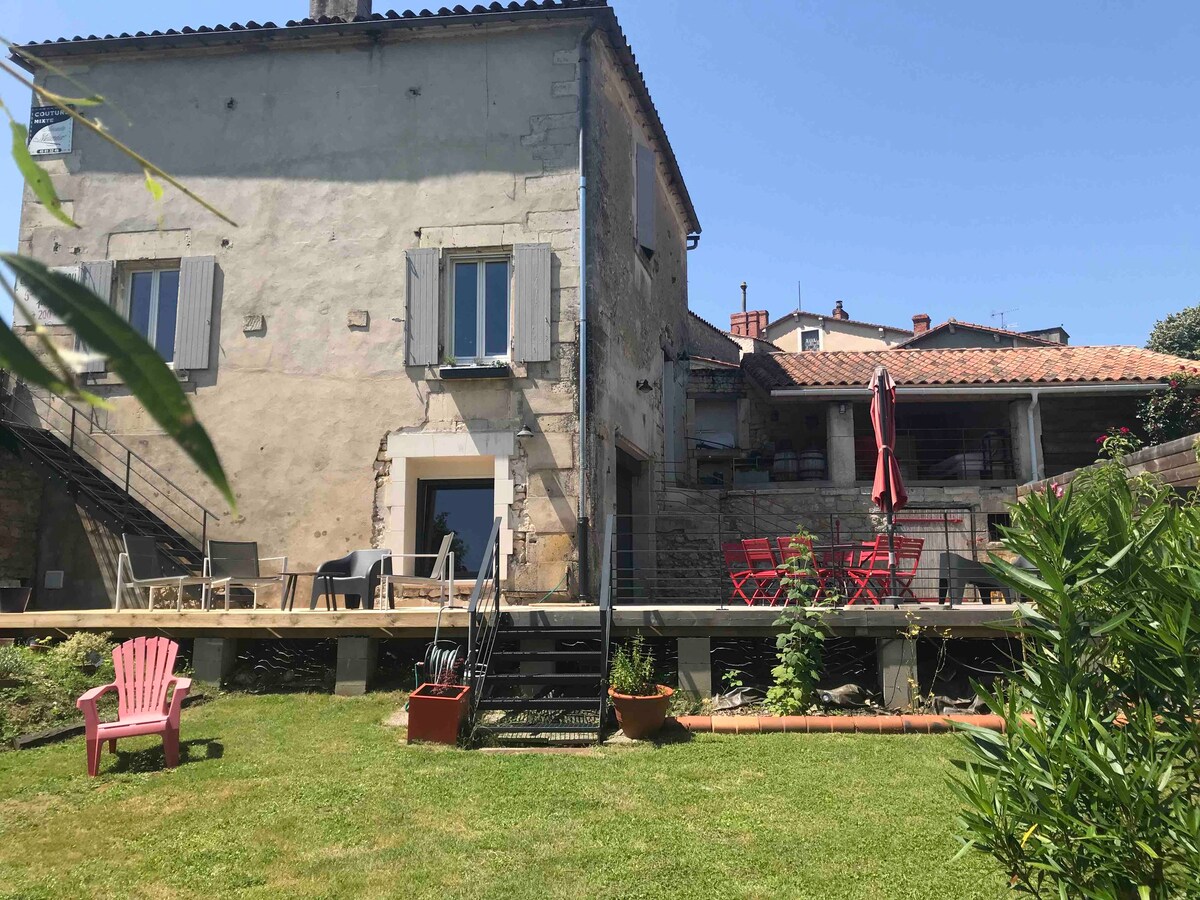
[
  {"left": 953, "top": 460, "right": 1200, "bottom": 898},
  {"left": 1137, "top": 371, "right": 1200, "bottom": 445},
  {"left": 0, "top": 637, "right": 119, "bottom": 746},
  {"left": 763, "top": 610, "right": 825, "bottom": 716}
]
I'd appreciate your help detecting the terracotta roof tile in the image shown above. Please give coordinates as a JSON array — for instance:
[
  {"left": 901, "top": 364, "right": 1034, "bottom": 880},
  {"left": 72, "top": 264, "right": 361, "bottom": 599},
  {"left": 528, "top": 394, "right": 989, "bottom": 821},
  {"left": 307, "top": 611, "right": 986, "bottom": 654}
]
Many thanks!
[
  {"left": 743, "top": 346, "right": 1200, "bottom": 391},
  {"left": 895, "top": 319, "right": 1060, "bottom": 348}
]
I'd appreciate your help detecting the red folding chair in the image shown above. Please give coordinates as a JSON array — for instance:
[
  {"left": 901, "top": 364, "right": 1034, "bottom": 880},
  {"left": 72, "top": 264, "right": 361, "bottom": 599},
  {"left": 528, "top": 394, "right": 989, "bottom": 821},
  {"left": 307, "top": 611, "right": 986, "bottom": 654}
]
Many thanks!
[
  {"left": 776, "top": 536, "right": 829, "bottom": 604},
  {"left": 721, "top": 542, "right": 757, "bottom": 605},
  {"left": 741, "top": 538, "right": 785, "bottom": 605},
  {"left": 846, "top": 535, "right": 925, "bottom": 604}
]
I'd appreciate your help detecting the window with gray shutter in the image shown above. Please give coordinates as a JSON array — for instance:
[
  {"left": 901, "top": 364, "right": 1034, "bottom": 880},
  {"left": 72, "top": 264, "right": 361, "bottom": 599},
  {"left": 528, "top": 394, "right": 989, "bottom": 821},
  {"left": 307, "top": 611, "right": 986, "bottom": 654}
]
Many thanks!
[
  {"left": 512, "top": 243, "right": 551, "bottom": 363},
  {"left": 76, "top": 261, "right": 113, "bottom": 373},
  {"left": 636, "top": 143, "right": 656, "bottom": 255},
  {"left": 406, "top": 247, "right": 440, "bottom": 366},
  {"left": 174, "top": 256, "right": 216, "bottom": 370}
]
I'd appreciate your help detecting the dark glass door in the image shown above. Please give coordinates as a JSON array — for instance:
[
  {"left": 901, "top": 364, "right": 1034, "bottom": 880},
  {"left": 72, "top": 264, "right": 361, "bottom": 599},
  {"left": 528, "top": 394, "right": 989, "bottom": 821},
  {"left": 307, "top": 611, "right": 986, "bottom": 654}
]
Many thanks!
[{"left": 416, "top": 479, "right": 495, "bottom": 578}]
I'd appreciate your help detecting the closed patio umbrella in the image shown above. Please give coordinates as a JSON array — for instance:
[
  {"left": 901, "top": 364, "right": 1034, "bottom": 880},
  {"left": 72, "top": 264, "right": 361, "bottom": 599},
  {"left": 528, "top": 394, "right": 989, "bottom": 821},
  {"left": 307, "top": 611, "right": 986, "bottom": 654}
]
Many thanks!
[{"left": 869, "top": 366, "right": 908, "bottom": 603}]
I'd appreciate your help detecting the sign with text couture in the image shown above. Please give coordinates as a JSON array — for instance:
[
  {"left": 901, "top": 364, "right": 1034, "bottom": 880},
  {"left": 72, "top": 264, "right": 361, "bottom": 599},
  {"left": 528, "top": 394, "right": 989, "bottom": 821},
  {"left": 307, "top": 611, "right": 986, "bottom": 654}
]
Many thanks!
[{"left": 27, "top": 106, "right": 73, "bottom": 155}]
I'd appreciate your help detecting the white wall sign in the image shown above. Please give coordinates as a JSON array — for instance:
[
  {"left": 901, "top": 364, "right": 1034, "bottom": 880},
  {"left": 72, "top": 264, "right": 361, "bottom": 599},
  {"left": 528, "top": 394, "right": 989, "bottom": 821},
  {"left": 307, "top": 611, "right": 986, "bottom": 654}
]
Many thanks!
[{"left": 28, "top": 106, "right": 73, "bottom": 156}]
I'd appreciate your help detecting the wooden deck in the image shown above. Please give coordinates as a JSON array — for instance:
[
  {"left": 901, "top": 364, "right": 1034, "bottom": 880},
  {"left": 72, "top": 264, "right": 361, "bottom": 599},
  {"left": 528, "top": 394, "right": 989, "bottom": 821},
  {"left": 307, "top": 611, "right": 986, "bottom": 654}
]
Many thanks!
[{"left": 0, "top": 603, "right": 1022, "bottom": 639}]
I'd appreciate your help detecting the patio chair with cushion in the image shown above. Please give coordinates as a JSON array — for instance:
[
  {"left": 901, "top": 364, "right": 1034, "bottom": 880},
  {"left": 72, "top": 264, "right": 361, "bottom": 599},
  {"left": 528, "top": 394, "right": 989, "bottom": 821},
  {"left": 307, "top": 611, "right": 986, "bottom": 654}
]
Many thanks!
[
  {"left": 311, "top": 549, "right": 393, "bottom": 610},
  {"left": 115, "top": 534, "right": 211, "bottom": 611},
  {"left": 203, "top": 540, "right": 287, "bottom": 610},
  {"left": 381, "top": 533, "right": 455, "bottom": 608}
]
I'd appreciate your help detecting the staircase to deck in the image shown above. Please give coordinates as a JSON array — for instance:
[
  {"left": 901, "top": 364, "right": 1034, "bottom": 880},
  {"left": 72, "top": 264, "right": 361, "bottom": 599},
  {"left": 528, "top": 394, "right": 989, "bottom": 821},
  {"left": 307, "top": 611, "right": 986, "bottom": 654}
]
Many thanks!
[
  {"left": 0, "top": 375, "right": 216, "bottom": 572},
  {"left": 466, "top": 516, "right": 614, "bottom": 745}
]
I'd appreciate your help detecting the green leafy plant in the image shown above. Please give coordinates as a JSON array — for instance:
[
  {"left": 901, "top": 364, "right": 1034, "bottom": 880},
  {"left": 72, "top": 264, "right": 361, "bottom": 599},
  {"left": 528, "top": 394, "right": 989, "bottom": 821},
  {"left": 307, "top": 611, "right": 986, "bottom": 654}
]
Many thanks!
[
  {"left": 1095, "top": 425, "right": 1142, "bottom": 460},
  {"left": 609, "top": 634, "right": 659, "bottom": 697},
  {"left": 952, "top": 459, "right": 1200, "bottom": 898},
  {"left": 721, "top": 668, "right": 746, "bottom": 691},
  {"left": 763, "top": 609, "right": 825, "bottom": 716},
  {"left": 0, "top": 645, "right": 30, "bottom": 680},
  {"left": 51, "top": 631, "right": 114, "bottom": 670},
  {"left": 0, "top": 39, "right": 235, "bottom": 509},
  {"left": 779, "top": 526, "right": 839, "bottom": 606},
  {"left": 1137, "top": 371, "right": 1200, "bottom": 446},
  {"left": 1147, "top": 303, "right": 1200, "bottom": 360}
]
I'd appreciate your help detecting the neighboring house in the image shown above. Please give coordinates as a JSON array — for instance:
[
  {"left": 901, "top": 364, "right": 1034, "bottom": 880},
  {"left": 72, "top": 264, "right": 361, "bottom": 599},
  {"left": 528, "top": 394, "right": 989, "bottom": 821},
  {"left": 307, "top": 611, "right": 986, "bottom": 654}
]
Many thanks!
[
  {"left": 897, "top": 316, "right": 1069, "bottom": 349},
  {"left": 758, "top": 302, "right": 913, "bottom": 352},
  {"left": 2, "top": 0, "right": 700, "bottom": 607}
]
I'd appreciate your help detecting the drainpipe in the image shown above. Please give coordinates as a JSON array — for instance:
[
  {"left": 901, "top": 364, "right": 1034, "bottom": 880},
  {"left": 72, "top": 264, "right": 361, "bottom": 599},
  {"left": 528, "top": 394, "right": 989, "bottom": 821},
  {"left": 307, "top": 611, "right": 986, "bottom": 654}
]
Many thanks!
[
  {"left": 576, "top": 24, "right": 596, "bottom": 598},
  {"left": 1026, "top": 389, "right": 1042, "bottom": 481}
]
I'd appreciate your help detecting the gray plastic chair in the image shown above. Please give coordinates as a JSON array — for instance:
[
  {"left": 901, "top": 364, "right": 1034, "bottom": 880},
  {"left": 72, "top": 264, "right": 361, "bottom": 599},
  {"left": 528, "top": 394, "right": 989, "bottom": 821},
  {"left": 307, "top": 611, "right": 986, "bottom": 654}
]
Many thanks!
[
  {"left": 204, "top": 540, "right": 287, "bottom": 610},
  {"left": 116, "top": 534, "right": 211, "bottom": 611},
  {"left": 311, "top": 549, "right": 392, "bottom": 610}
]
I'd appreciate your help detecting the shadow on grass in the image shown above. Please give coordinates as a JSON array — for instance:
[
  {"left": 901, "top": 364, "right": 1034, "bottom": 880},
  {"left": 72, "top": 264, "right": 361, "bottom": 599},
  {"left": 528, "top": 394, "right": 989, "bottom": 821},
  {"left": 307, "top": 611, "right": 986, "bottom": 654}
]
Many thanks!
[{"left": 107, "top": 738, "right": 224, "bottom": 774}]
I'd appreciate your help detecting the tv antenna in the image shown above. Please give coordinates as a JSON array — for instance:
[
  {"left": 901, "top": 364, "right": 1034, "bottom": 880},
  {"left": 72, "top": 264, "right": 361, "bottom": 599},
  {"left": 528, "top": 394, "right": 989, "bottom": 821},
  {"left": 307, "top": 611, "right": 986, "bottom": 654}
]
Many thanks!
[{"left": 991, "top": 307, "right": 1019, "bottom": 330}]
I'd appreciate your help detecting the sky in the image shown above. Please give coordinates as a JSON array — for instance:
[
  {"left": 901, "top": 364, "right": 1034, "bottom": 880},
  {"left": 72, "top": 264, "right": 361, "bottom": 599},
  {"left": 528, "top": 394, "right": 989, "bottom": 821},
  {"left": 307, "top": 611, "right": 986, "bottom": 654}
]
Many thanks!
[{"left": 2, "top": 0, "right": 1198, "bottom": 344}]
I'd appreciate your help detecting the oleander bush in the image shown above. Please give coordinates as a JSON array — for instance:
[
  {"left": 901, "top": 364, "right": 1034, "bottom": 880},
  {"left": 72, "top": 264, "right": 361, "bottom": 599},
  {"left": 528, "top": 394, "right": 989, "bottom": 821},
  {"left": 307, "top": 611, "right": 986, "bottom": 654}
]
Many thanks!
[{"left": 953, "top": 461, "right": 1200, "bottom": 898}]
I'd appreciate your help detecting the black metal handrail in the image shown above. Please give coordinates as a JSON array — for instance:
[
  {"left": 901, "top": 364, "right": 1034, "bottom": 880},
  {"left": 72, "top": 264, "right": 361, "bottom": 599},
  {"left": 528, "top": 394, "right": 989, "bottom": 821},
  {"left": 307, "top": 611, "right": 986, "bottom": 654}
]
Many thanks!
[
  {"left": 597, "top": 513, "right": 616, "bottom": 721},
  {"left": 465, "top": 516, "right": 503, "bottom": 718},
  {"left": 0, "top": 374, "right": 218, "bottom": 549}
]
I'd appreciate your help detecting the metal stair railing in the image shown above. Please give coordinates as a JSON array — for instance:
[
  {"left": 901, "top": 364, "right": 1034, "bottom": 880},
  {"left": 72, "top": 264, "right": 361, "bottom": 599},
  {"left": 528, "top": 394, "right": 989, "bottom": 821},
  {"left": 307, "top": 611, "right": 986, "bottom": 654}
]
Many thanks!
[
  {"left": 465, "top": 516, "right": 503, "bottom": 721},
  {"left": 0, "top": 374, "right": 219, "bottom": 555},
  {"left": 598, "top": 513, "right": 616, "bottom": 722}
]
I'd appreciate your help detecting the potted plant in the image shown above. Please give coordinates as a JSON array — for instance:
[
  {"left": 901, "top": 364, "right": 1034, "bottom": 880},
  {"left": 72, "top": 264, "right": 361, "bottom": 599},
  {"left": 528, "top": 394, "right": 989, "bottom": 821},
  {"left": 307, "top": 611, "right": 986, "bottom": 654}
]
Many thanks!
[
  {"left": 0, "top": 585, "right": 31, "bottom": 613},
  {"left": 407, "top": 657, "right": 470, "bottom": 746},
  {"left": 607, "top": 635, "right": 673, "bottom": 739}
]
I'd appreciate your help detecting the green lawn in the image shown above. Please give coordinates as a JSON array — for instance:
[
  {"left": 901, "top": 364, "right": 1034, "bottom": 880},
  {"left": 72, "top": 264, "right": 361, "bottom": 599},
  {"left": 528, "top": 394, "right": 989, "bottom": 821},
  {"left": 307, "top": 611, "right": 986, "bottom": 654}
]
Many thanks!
[{"left": 0, "top": 692, "right": 1007, "bottom": 899}]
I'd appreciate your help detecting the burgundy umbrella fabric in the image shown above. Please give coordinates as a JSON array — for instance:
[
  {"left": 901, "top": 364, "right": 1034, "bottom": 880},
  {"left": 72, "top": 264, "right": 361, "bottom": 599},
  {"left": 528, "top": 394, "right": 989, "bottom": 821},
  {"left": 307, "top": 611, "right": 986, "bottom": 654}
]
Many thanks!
[{"left": 869, "top": 366, "right": 908, "bottom": 514}]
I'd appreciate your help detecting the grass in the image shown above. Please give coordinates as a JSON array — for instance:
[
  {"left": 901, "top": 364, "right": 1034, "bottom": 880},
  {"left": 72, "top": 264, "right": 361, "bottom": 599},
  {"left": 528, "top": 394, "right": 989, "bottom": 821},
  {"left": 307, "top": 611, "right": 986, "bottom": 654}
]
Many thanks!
[{"left": 0, "top": 692, "right": 1007, "bottom": 899}]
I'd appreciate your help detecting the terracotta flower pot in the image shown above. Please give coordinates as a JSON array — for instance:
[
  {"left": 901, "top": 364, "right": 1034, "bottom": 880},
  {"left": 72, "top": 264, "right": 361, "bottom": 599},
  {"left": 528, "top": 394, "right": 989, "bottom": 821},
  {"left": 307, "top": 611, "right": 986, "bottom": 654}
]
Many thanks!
[
  {"left": 407, "top": 683, "right": 471, "bottom": 745},
  {"left": 608, "top": 685, "right": 674, "bottom": 739}
]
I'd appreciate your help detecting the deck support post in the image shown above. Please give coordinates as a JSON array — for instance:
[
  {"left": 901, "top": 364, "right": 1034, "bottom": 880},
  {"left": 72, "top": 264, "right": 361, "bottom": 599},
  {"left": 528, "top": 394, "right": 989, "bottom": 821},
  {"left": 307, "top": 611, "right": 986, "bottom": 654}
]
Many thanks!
[
  {"left": 877, "top": 637, "right": 918, "bottom": 710},
  {"left": 677, "top": 636, "right": 713, "bottom": 697},
  {"left": 193, "top": 637, "right": 238, "bottom": 685},
  {"left": 335, "top": 636, "right": 377, "bottom": 697}
]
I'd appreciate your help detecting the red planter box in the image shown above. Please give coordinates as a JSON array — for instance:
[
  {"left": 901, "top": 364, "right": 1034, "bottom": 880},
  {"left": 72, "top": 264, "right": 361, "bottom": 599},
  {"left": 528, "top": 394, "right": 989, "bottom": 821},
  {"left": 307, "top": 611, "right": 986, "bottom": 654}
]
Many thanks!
[{"left": 407, "top": 683, "right": 471, "bottom": 745}]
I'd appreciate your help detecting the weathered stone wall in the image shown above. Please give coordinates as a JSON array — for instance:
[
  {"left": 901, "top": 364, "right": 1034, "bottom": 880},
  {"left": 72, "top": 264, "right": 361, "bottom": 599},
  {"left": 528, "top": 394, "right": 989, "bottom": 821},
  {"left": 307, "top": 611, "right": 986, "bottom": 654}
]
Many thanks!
[
  {"left": 15, "top": 22, "right": 599, "bottom": 602},
  {"left": 686, "top": 314, "right": 740, "bottom": 365},
  {"left": 0, "top": 449, "right": 42, "bottom": 586}
]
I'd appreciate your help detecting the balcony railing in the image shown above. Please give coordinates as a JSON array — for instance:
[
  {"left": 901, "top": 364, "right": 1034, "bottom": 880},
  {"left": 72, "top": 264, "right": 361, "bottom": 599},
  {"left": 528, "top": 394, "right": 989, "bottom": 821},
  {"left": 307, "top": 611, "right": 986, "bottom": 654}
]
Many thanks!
[{"left": 854, "top": 426, "right": 1015, "bottom": 482}]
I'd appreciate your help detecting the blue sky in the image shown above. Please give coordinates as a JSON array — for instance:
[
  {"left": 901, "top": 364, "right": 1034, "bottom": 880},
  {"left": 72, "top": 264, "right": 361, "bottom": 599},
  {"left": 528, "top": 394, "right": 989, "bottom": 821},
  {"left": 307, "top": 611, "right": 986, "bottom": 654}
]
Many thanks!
[{"left": 3, "top": 1, "right": 1198, "bottom": 344}]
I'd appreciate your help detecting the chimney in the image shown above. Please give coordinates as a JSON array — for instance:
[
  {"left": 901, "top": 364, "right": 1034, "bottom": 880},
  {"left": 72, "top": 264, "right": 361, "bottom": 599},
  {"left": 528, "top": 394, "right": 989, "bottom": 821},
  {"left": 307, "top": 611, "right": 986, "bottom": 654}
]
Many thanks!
[
  {"left": 310, "top": 0, "right": 371, "bottom": 19},
  {"left": 831, "top": 300, "right": 849, "bottom": 321},
  {"left": 912, "top": 313, "right": 931, "bottom": 334},
  {"left": 730, "top": 310, "right": 768, "bottom": 340},
  {"left": 730, "top": 281, "right": 768, "bottom": 339}
]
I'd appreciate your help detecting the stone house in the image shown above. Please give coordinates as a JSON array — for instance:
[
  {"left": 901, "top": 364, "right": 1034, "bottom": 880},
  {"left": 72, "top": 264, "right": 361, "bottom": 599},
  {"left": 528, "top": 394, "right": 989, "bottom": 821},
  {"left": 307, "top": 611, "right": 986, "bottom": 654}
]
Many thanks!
[{"left": 2, "top": 0, "right": 700, "bottom": 608}]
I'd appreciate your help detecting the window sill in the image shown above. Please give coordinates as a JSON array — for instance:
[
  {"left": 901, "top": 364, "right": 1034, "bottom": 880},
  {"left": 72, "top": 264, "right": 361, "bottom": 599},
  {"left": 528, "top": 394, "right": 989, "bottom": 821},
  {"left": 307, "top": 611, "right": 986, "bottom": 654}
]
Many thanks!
[
  {"left": 87, "top": 369, "right": 191, "bottom": 387},
  {"left": 438, "top": 363, "right": 513, "bottom": 381}
]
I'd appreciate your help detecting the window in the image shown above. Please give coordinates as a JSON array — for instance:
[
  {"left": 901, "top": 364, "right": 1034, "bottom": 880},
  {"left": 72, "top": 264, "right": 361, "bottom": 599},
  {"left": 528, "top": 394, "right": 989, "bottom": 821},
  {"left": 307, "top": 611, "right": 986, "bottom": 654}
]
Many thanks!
[
  {"left": 800, "top": 329, "right": 821, "bottom": 352},
  {"left": 127, "top": 268, "right": 180, "bottom": 363},
  {"left": 450, "top": 258, "right": 509, "bottom": 363},
  {"left": 416, "top": 479, "right": 495, "bottom": 578}
]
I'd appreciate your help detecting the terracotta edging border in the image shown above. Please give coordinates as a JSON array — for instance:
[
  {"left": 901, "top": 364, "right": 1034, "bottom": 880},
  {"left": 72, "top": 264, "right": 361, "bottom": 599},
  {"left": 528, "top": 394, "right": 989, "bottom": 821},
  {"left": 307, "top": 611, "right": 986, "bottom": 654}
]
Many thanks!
[{"left": 672, "top": 714, "right": 1007, "bottom": 734}]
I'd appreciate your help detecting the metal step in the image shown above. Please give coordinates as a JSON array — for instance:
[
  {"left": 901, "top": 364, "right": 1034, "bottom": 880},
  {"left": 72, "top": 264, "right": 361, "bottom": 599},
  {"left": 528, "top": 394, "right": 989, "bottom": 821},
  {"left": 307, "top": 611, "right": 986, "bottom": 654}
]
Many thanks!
[
  {"left": 484, "top": 672, "right": 602, "bottom": 683},
  {"left": 475, "top": 697, "right": 601, "bottom": 711},
  {"left": 476, "top": 724, "right": 602, "bottom": 735},
  {"left": 489, "top": 649, "right": 602, "bottom": 661},
  {"left": 496, "top": 628, "right": 603, "bottom": 641}
]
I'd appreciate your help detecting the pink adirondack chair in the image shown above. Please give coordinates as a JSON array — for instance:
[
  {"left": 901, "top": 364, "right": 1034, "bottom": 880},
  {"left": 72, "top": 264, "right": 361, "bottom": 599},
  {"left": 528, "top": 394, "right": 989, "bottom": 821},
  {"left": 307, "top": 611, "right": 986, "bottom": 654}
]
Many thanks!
[{"left": 76, "top": 636, "right": 191, "bottom": 777}]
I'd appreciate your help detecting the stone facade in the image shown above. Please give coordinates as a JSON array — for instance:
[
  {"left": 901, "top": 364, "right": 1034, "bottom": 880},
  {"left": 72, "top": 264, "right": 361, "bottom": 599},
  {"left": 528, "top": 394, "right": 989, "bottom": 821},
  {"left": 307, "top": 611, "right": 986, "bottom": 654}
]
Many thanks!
[
  {"left": 9, "top": 13, "right": 695, "bottom": 606},
  {"left": 0, "top": 449, "right": 42, "bottom": 586}
]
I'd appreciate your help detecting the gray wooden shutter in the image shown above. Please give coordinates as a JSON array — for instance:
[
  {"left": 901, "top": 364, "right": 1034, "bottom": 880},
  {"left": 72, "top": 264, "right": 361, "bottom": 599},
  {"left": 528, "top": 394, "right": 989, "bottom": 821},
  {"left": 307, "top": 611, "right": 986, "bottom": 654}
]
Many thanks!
[
  {"left": 636, "top": 143, "right": 656, "bottom": 254},
  {"left": 405, "top": 247, "right": 440, "bottom": 366},
  {"left": 76, "top": 261, "right": 113, "bottom": 373},
  {"left": 175, "top": 256, "right": 216, "bottom": 370},
  {"left": 512, "top": 243, "right": 551, "bottom": 363}
]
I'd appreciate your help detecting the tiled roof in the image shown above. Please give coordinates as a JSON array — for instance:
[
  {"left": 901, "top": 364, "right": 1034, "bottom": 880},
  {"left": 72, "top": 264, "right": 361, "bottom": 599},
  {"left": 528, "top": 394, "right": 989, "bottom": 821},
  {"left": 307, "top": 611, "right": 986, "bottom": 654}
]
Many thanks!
[
  {"left": 11, "top": 1, "right": 699, "bottom": 234},
  {"left": 743, "top": 346, "right": 1200, "bottom": 391},
  {"left": 763, "top": 309, "right": 913, "bottom": 337},
  {"left": 895, "top": 319, "right": 1060, "bottom": 348}
]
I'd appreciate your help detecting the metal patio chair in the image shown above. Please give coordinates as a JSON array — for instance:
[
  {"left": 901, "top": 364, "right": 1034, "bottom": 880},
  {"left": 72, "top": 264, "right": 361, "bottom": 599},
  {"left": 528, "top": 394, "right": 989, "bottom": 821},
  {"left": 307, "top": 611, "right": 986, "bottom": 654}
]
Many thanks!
[
  {"left": 115, "top": 534, "right": 211, "bottom": 611},
  {"left": 846, "top": 535, "right": 925, "bottom": 604},
  {"left": 740, "top": 538, "right": 786, "bottom": 605},
  {"left": 203, "top": 540, "right": 287, "bottom": 610},
  {"left": 381, "top": 533, "right": 455, "bottom": 608},
  {"left": 311, "top": 549, "right": 392, "bottom": 610}
]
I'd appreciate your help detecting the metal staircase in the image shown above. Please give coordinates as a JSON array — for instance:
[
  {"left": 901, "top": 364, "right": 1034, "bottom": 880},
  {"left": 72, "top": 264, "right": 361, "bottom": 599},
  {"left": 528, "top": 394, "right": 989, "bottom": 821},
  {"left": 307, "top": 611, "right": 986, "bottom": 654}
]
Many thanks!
[
  {"left": 0, "top": 374, "right": 217, "bottom": 572},
  {"left": 466, "top": 516, "right": 614, "bottom": 744}
]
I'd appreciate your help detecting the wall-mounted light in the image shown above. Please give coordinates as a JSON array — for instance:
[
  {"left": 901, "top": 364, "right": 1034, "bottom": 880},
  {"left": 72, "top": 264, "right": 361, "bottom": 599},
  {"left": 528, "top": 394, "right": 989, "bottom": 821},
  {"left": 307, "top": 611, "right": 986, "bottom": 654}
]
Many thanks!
[
  {"left": 838, "top": 402, "right": 848, "bottom": 415},
  {"left": 516, "top": 424, "right": 534, "bottom": 439},
  {"left": 636, "top": 379, "right": 653, "bottom": 394}
]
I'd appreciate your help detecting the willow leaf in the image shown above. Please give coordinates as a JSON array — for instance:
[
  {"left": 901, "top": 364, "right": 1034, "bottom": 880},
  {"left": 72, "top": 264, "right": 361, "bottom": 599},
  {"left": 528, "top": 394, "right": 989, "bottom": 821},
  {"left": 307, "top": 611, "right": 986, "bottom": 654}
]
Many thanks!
[
  {"left": 1, "top": 254, "right": 235, "bottom": 511},
  {"left": 7, "top": 120, "right": 78, "bottom": 229}
]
